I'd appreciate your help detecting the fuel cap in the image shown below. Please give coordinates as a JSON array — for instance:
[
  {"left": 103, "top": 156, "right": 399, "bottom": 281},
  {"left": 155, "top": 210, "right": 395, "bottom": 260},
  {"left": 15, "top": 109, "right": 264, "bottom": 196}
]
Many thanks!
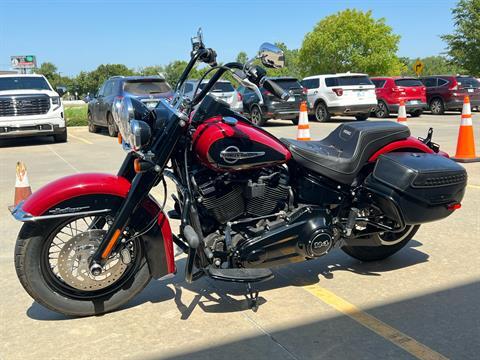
[{"left": 223, "top": 117, "right": 238, "bottom": 126}]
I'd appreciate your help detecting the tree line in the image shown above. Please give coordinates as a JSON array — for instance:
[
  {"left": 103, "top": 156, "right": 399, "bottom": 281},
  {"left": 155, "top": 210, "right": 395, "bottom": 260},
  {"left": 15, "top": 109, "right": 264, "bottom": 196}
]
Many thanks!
[{"left": 35, "top": 2, "right": 479, "bottom": 97}]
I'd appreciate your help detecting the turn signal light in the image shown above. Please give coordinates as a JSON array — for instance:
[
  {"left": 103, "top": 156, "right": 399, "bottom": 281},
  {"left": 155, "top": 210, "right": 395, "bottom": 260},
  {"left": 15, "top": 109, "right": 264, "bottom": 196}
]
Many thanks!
[
  {"left": 134, "top": 158, "right": 141, "bottom": 173},
  {"left": 118, "top": 133, "right": 122, "bottom": 144},
  {"left": 133, "top": 158, "right": 154, "bottom": 173},
  {"left": 447, "top": 203, "right": 461, "bottom": 210}
]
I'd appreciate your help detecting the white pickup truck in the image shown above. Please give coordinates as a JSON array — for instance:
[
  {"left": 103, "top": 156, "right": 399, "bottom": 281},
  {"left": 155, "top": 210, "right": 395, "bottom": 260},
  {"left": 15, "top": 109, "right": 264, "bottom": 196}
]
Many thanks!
[{"left": 0, "top": 74, "right": 67, "bottom": 142}]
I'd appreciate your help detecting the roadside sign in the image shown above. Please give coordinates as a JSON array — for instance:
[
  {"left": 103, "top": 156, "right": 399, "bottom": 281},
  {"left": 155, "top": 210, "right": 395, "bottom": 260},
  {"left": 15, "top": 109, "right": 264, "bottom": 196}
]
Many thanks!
[
  {"left": 413, "top": 60, "right": 424, "bottom": 76},
  {"left": 10, "top": 55, "right": 37, "bottom": 69}
]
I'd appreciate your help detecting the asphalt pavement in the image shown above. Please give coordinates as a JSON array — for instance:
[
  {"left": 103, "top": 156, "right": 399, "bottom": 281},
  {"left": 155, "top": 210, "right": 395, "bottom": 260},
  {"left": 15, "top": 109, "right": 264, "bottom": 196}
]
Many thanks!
[{"left": 0, "top": 112, "right": 479, "bottom": 360}]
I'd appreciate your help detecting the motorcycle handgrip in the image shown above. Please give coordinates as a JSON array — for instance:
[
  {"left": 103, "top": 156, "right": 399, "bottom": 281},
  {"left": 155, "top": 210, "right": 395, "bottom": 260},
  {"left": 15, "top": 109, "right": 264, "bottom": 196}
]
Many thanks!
[{"left": 262, "top": 79, "right": 289, "bottom": 101}]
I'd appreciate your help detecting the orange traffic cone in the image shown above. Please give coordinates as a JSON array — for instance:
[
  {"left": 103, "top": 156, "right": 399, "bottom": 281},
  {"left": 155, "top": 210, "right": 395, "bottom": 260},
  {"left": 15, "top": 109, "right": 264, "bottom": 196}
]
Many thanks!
[
  {"left": 14, "top": 161, "right": 32, "bottom": 206},
  {"left": 452, "top": 96, "right": 480, "bottom": 163},
  {"left": 397, "top": 100, "right": 407, "bottom": 125},
  {"left": 297, "top": 101, "right": 311, "bottom": 141}
]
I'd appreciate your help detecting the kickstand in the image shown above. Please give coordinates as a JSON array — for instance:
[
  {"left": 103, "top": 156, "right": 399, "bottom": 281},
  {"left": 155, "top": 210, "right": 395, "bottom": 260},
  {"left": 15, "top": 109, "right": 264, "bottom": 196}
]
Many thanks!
[{"left": 246, "top": 282, "right": 259, "bottom": 312}]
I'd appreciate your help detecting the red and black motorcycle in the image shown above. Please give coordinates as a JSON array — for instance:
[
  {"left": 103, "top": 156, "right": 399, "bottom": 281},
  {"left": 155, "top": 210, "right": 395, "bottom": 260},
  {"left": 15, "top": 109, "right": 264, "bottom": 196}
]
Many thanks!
[{"left": 11, "top": 31, "right": 467, "bottom": 316}]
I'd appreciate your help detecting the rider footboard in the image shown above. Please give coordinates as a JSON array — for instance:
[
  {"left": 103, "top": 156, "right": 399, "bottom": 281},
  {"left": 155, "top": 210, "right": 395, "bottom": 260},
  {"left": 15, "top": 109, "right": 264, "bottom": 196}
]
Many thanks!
[{"left": 365, "top": 153, "right": 467, "bottom": 225}]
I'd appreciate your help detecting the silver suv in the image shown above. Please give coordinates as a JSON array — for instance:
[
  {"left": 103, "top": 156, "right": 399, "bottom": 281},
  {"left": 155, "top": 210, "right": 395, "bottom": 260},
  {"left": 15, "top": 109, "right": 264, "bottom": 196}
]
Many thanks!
[{"left": 181, "top": 79, "right": 243, "bottom": 113}]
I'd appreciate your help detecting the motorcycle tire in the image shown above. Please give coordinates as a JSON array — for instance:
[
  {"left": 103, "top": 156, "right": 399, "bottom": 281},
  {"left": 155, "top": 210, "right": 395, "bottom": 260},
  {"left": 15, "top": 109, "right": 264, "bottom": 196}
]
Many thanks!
[
  {"left": 14, "top": 216, "right": 151, "bottom": 317},
  {"left": 341, "top": 225, "right": 420, "bottom": 262}
]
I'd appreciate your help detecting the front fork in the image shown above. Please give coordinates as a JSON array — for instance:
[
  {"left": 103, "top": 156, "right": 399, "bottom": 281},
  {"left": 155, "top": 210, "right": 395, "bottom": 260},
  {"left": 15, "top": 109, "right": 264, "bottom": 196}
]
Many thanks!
[{"left": 89, "top": 117, "right": 185, "bottom": 273}]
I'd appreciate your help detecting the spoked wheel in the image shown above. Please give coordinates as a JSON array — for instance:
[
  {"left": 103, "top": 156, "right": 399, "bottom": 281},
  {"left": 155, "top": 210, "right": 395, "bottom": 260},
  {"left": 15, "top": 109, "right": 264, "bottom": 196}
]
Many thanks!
[
  {"left": 250, "top": 105, "right": 266, "bottom": 126},
  {"left": 314, "top": 102, "right": 330, "bottom": 122},
  {"left": 107, "top": 113, "right": 118, "bottom": 137},
  {"left": 88, "top": 112, "right": 99, "bottom": 133},
  {"left": 15, "top": 215, "right": 151, "bottom": 316},
  {"left": 374, "top": 101, "right": 389, "bottom": 118},
  {"left": 430, "top": 98, "right": 445, "bottom": 115},
  {"left": 342, "top": 225, "right": 420, "bottom": 262}
]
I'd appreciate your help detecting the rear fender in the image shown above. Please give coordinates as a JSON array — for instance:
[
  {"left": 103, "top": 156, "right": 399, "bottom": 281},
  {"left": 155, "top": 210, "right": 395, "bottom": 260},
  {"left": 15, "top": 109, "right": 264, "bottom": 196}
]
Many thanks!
[
  {"left": 13, "top": 173, "right": 174, "bottom": 279},
  {"left": 368, "top": 136, "right": 439, "bottom": 162}
]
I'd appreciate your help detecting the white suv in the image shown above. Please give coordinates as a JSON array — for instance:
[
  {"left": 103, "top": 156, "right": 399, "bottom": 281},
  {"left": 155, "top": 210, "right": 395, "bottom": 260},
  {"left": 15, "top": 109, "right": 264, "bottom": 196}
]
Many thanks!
[
  {"left": 301, "top": 73, "right": 377, "bottom": 122},
  {"left": 0, "top": 74, "right": 67, "bottom": 142},
  {"left": 181, "top": 79, "right": 243, "bottom": 113}
]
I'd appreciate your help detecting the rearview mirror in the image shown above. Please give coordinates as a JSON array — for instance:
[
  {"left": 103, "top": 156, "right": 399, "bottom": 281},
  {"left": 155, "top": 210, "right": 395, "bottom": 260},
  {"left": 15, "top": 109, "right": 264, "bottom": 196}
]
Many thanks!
[
  {"left": 258, "top": 43, "right": 285, "bottom": 69},
  {"left": 56, "top": 87, "right": 66, "bottom": 97}
]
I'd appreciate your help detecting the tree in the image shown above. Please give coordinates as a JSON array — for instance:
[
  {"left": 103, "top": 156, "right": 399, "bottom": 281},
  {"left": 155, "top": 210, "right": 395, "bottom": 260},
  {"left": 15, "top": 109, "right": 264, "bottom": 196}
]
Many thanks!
[
  {"left": 400, "top": 56, "right": 464, "bottom": 76},
  {"left": 35, "top": 62, "right": 57, "bottom": 80},
  {"left": 266, "top": 42, "right": 301, "bottom": 78},
  {"left": 236, "top": 51, "right": 248, "bottom": 64},
  {"left": 441, "top": 0, "right": 480, "bottom": 76},
  {"left": 138, "top": 65, "right": 164, "bottom": 76},
  {"left": 299, "top": 9, "right": 403, "bottom": 76}
]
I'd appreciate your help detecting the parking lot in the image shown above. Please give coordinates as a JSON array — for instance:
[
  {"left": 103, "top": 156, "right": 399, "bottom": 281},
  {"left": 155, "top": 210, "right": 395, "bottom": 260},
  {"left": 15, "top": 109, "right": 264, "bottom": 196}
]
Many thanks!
[{"left": 1, "top": 113, "right": 479, "bottom": 360}]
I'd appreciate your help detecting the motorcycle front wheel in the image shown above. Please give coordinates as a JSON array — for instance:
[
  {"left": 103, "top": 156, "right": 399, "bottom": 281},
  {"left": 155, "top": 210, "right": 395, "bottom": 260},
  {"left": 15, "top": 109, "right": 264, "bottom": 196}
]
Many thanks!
[{"left": 14, "top": 215, "right": 151, "bottom": 317}]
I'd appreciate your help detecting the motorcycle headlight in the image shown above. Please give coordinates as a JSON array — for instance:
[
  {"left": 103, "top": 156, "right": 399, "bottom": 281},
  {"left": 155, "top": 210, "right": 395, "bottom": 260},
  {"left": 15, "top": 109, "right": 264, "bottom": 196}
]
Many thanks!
[
  {"left": 113, "top": 96, "right": 151, "bottom": 151},
  {"left": 51, "top": 96, "right": 61, "bottom": 110},
  {"left": 128, "top": 120, "right": 151, "bottom": 151}
]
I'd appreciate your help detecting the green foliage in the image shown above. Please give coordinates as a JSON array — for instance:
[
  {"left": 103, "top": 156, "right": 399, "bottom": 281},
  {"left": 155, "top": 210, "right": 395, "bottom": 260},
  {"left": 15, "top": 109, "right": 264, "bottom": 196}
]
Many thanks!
[
  {"left": 34, "top": 62, "right": 72, "bottom": 90},
  {"left": 299, "top": 9, "right": 403, "bottom": 76},
  {"left": 266, "top": 42, "right": 301, "bottom": 78},
  {"left": 235, "top": 44, "right": 302, "bottom": 79},
  {"left": 400, "top": 56, "right": 464, "bottom": 76},
  {"left": 441, "top": 0, "right": 480, "bottom": 76},
  {"left": 138, "top": 65, "right": 164, "bottom": 76},
  {"left": 64, "top": 104, "right": 88, "bottom": 126},
  {"left": 64, "top": 64, "right": 135, "bottom": 96},
  {"left": 236, "top": 51, "right": 248, "bottom": 64}
]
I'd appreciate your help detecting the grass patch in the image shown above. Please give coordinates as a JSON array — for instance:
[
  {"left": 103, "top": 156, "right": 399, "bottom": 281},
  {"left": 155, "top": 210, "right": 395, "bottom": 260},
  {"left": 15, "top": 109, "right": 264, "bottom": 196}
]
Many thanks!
[{"left": 65, "top": 104, "right": 88, "bottom": 126}]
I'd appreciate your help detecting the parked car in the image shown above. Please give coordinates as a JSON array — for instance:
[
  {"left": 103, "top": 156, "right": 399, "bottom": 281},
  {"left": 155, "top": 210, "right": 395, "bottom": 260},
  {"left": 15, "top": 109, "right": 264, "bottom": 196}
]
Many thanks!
[
  {"left": 0, "top": 74, "right": 67, "bottom": 142},
  {"left": 301, "top": 73, "right": 377, "bottom": 122},
  {"left": 237, "top": 77, "right": 306, "bottom": 126},
  {"left": 420, "top": 75, "right": 480, "bottom": 115},
  {"left": 370, "top": 77, "right": 427, "bottom": 118},
  {"left": 181, "top": 79, "right": 243, "bottom": 113},
  {"left": 88, "top": 76, "right": 173, "bottom": 136}
]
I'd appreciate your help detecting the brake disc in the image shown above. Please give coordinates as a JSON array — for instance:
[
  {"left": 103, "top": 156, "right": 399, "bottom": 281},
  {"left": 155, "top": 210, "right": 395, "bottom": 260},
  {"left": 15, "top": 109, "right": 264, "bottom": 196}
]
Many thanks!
[{"left": 57, "top": 229, "right": 128, "bottom": 291}]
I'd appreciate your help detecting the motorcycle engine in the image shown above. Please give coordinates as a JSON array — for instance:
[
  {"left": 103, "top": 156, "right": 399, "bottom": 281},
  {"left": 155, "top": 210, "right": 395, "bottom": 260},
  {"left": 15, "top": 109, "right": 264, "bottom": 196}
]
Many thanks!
[{"left": 193, "top": 166, "right": 291, "bottom": 225}]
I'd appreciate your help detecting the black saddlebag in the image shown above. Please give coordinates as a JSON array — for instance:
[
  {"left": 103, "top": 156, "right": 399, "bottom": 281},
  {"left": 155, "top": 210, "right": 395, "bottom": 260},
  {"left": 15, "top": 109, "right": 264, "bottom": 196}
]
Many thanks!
[{"left": 364, "top": 153, "right": 467, "bottom": 225}]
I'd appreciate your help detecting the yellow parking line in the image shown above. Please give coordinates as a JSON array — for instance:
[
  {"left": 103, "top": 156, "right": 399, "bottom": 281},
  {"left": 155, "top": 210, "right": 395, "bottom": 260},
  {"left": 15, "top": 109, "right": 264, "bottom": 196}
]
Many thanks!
[
  {"left": 303, "top": 285, "right": 448, "bottom": 360},
  {"left": 467, "top": 184, "right": 480, "bottom": 189},
  {"left": 68, "top": 133, "right": 93, "bottom": 144}
]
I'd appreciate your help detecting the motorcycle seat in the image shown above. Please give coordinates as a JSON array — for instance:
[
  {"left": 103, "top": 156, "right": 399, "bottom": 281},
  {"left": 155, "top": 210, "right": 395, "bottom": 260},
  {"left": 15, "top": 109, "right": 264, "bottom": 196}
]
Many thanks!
[{"left": 281, "top": 121, "right": 410, "bottom": 184}]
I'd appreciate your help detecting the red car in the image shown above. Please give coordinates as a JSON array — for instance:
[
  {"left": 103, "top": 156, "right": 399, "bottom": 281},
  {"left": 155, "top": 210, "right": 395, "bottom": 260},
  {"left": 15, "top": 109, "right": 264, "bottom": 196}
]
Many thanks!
[{"left": 371, "top": 77, "right": 427, "bottom": 118}]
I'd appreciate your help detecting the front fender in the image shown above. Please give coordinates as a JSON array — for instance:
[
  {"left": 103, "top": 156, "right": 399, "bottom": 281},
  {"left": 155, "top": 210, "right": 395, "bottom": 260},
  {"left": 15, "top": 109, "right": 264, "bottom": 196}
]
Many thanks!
[{"left": 14, "top": 172, "right": 174, "bottom": 278}]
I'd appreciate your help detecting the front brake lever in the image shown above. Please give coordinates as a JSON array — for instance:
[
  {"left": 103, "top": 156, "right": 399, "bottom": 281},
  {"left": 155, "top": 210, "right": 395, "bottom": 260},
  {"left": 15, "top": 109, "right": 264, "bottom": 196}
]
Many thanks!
[{"left": 231, "top": 70, "right": 263, "bottom": 105}]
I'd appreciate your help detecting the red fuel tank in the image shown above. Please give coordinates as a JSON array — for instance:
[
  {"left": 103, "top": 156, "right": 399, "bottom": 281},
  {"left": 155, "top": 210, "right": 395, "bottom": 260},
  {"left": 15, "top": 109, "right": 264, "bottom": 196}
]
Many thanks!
[{"left": 192, "top": 116, "right": 292, "bottom": 171}]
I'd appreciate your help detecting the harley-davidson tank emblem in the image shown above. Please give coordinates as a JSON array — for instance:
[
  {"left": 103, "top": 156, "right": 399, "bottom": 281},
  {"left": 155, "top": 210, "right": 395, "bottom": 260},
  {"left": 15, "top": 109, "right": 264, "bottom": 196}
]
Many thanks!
[{"left": 220, "top": 146, "right": 265, "bottom": 164}]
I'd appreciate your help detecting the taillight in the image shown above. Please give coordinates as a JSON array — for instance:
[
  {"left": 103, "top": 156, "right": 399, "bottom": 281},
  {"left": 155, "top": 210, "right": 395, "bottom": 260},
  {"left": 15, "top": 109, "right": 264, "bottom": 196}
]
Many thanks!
[
  {"left": 449, "top": 79, "right": 458, "bottom": 90},
  {"left": 447, "top": 203, "right": 461, "bottom": 210},
  {"left": 302, "top": 87, "right": 307, "bottom": 95},
  {"left": 262, "top": 89, "right": 272, "bottom": 96},
  {"left": 332, "top": 88, "right": 343, "bottom": 96},
  {"left": 237, "top": 92, "right": 243, "bottom": 101}
]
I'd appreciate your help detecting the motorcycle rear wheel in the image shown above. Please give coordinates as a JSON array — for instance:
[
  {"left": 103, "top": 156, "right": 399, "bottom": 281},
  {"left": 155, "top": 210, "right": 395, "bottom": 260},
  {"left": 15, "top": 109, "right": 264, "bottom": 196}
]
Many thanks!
[
  {"left": 341, "top": 225, "right": 420, "bottom": 262},
  {"left": 14, "top": 215, "right": 151, "bottom": 317}
]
